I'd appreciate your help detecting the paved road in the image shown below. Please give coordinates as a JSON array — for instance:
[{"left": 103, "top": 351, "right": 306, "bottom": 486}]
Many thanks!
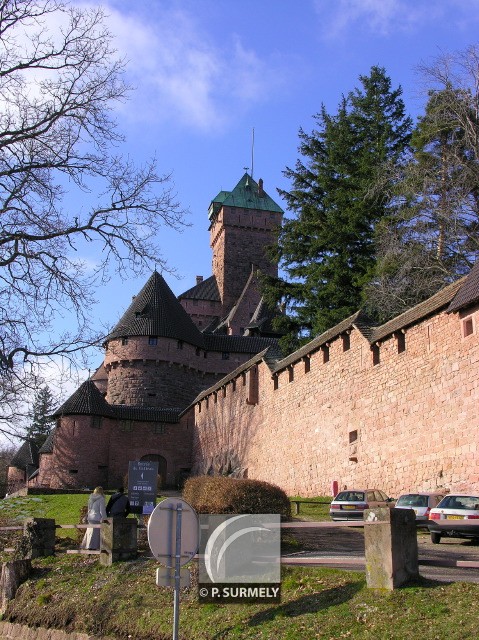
[{"left": 282, "top": 524, "right": 479, "bottom": 583}]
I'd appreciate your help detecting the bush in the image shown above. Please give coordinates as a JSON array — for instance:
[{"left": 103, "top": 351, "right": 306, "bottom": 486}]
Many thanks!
[{"left": 183, "top": 476, "right": 291, "bottom": 520}]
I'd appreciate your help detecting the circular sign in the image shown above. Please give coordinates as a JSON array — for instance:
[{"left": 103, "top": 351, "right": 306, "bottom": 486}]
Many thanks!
[{"left": 147, "top": 497, "right": 199, "bottom": 567}]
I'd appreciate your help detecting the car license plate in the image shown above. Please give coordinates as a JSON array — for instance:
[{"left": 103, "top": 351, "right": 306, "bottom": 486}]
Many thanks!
[
  {"left": 342, "top": 505, "right": 355, "bottom": 510},
  {"left": 447, "top": 515, "right": 463, "bottom": 520}
]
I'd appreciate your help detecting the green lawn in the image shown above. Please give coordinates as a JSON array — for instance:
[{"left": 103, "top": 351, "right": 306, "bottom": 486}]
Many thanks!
[{"left": 0, "top": 493, "right": 478, "bottom": 639}]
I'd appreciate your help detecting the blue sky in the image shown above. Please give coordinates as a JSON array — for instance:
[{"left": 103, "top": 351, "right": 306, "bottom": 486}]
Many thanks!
[{"left": 49, "top": 0, "right": 479, "bottom": 385}]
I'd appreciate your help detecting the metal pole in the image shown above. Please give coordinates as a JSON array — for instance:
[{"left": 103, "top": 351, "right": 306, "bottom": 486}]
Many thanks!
[{"left": 172, "top": 503, "right": 183, "bottom": 640}]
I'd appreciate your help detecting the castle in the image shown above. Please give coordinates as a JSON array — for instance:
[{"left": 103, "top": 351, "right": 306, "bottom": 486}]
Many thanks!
[{"left": 8, "top": 171, "right": 479, "bottom": 498}]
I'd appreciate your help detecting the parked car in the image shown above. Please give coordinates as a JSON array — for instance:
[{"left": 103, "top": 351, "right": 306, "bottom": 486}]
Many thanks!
[
  {"left": 428, "top": 494, "right": 479, "bottom": 544},
  {"left": 329, "top": 489, "right": 394, "bottom": 521},
  {"left": 394, "top": 492, "right": 445, "bottom": 525}
]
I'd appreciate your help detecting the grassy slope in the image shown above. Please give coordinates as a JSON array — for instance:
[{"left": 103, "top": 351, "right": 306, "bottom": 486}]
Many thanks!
[{"left": 0, "top": 494, "right": 478, "bottom": 640}]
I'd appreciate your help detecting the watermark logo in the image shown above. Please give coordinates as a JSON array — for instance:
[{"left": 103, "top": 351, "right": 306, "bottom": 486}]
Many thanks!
[{"left": 198, "top": 514, "right": 281, "bottom": 603}]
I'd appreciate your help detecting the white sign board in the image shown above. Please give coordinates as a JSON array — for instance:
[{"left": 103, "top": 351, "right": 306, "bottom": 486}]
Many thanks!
[{"left": 148, "top": 498, "right": 199, "bottom": 568}]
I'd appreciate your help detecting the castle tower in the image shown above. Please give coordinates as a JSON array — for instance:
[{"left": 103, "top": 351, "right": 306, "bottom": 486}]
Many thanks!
[
  {"left": 103, "top": 271, "right": 208, "bottom": 408},
  {"left": 208, "top": 173, "right": 283, "bottom": 317}
]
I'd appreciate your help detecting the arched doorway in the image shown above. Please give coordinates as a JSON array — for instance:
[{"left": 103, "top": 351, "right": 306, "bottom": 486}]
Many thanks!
[{"left": 140, "top": 454, "right": 167, "bottom": 488}]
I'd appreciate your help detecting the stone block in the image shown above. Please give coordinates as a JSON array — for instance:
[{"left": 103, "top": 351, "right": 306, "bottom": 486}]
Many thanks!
[
  {"left": 100, "top": 517, "right": 138, "bottom": 566},
  {"left": 364, "top": 507, "right": 419, "bottom": 590}
]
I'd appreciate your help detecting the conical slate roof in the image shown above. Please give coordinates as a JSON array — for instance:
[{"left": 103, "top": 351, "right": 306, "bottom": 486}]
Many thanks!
[
  {"left": 208, "top": 173, "right": 283, "bottom": 219},
  {"left": 10, "top": 439, "right": 39, "bottom": 470},
  {"left": 106, "top": 271, "right": 204, "bottom": 347},
  {"left": 52, "top": 380, "right": 114, "bottom": 418}
]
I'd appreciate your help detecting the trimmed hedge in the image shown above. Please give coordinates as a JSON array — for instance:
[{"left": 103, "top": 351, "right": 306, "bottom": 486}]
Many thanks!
[{"left": 183, "top": 476, "right": 291, "bottom": 520}]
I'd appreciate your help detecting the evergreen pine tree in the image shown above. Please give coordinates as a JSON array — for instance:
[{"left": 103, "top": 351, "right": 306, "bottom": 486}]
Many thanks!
[
  {"left": 263, "top": 67, "right": 412, "bottom": 349},
  {"left": 26, "top": 385, "right": 55, "bottom": 448}
]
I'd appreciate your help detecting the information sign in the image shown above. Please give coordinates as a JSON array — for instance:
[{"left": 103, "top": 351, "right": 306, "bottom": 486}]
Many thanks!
[{"left": 128, "top": 460, "right": 158, "bottom": 514}]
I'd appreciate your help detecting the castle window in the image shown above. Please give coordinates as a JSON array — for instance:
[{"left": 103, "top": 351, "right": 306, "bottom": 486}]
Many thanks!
[
  {"left": 322, "top": 344, "right": 330, "bottom": 364},
  {"left": 342, "top": 333, "right": 350, "bottom": 351},
  {"left": 273, "top": 375, "right": 279, "bottom": 391},
  {"left": 196, "top": 347, "right": 201, "bottom": 356},
  {"left": 177, "top": 340, "right": 183, "bottom": 350},
  {"left": 121, "top": 337, "right": 128, "bottom": 346},
  {"left": 463, "top": 316, "right": 474, "bottom": 338},
  {"left": 68, "top": 469, "right": 78, "bottom": 474},
  {"left": 372, "top": 344, "right": 380, "bottom": 366},
  {"left": 120, "top": 420, "right": 133, "bottom": 432},
  {"left": 222, "top": 352, "right": 230, "bottom": 360},
  {"left": 396, "top": 331, "right": 406, "bottom": 353},
  {"left": 288, "top": 366, "right": 294, "bottom": 382},
  {"left": 98, "top": 465, "right": 108, "bottom": 470},
  {"left": 91, "top": 416, "right": 102, "bottom": 429},
  {"left": 303, "top": 356, "right": 311, "bottom": 373},
  {"left": 153, "top": 424, "right": 166, "bottom": 435},
  {"left": 148, "top": 336, "right": 158, "bottom": 345},
  {"left": 349, "top": 429, "right": 358, "bottom": 444},
  {"left": 247, "top": 366, "right": 259, "bottom": 404},
  {"left": 193, "top": 299, "right": 198, "bottom": 306}
]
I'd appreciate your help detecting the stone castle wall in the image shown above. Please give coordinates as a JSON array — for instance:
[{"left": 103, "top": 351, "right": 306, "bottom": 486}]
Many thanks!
[
  {"left": 193, "top": 303, "right": 479, "bottom": 498},
  {"left": 38, "top": 413, "right": 193, "bottom": 490},
  {"left": 104, "top": 336, "right": 262, "bottom": 407}
]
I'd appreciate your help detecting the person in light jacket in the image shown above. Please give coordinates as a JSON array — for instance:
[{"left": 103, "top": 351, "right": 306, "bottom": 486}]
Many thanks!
[{"left": 81, "top": 486, "right": 107, "bottom": 550}]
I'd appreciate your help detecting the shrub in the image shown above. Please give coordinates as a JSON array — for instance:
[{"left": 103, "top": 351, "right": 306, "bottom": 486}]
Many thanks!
[{"left": 183, "top": 476, "right": 291, "bottom": 520}]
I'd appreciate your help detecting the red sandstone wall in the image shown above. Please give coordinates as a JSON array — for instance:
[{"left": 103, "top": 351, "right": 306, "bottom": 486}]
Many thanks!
[
  {"left": 40, "top": 413, "right": 194, "bottom": 490},
  {"left": 105, "top": 336, "right": 259, "bottom": 406},
  {"left": 45, "top": 415, "right": 113, "bottom": 489},
  {"left": 180, "top": 298, "right": 222, "bottom": 330},
  {"left": 211, "top": 206, "right": 281, "bottom": 313},
  {"left": 193, "top": 305, "right": 479, "bottom": 498}
]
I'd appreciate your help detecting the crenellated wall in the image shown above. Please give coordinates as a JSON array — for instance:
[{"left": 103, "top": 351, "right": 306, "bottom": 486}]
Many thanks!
[{"left": 193, "top": 303, "right": 479, "bottom": 498}]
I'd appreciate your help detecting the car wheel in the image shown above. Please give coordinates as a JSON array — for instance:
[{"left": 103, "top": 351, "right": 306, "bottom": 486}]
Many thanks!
[{"left": 430, "top": 532, "right": 441, "bottom": 544}]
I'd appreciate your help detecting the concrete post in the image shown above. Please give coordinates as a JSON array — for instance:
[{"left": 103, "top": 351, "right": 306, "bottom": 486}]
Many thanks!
[
  {"left": 364, "top": 507, "right": 419, "bottom": 590},
  {"left": 100, "top": 517, "right": 138, "bottom": 566},
  {"left": 21, "top": 518, "right": 56, "bottom": 558}
]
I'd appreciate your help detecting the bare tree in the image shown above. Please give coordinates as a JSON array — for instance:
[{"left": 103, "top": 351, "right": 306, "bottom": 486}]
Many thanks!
[
  {"left": 0, "top": 0, "right": 187, "bottom": 431},
  {"left": 365, "top": 47, "right": 479, "bottom": 322}
]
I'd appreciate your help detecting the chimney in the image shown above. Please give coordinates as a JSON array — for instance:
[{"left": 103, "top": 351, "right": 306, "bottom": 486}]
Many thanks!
[
  {"left": 196, "top": 275, "right": 204, "bottom": 285},
  {"left": 258, "top": 178, "right": 264, "bottom": 197}
]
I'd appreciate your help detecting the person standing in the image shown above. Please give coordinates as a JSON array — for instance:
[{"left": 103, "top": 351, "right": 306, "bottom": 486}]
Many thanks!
[
  {"left": 81, "top": 486, "right": 107, "bottom": 550},
  {"left": 106, "top": 486, "right": 131, "bottom": 518}
]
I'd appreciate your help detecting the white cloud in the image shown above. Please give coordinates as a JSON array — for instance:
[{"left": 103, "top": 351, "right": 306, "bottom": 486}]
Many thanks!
[
  {"left": 79, "top": 3, "right": 291, "bottom": 133},
  {"left": 316, "top": 0, "right": 446, "bottom": 39}
]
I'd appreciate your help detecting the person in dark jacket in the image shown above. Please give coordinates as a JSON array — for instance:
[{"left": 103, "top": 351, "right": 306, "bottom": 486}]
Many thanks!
[{"left": 106, "top": 487, "right": 131, "bottom": 518}]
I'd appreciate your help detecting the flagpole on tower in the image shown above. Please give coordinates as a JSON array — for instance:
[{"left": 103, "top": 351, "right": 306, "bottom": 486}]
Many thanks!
[{"left": 251, "top": 127, "right": 255, "bottom": 180}]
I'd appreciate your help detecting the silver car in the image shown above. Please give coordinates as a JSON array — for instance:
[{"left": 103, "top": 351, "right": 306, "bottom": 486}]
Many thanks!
[
  {"left": 395, "top": 492, "right": 445, "bottom": 525},
  {"left": 428, "top": 494, "right": 479, "bottom": 544},
  {"left": 329, "top": 489, "right": 393, "bottom": 521}
]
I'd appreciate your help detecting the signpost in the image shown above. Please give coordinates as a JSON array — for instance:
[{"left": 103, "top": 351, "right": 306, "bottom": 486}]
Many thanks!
[
  {"left": 148, "top": 498, "right": 199, "bottom": 640},
  {"left": 128, "top": 460, "right": 158, "bottom": 515}
]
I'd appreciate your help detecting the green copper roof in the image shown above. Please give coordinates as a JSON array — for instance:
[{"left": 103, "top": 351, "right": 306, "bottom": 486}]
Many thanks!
[{"left": 208, "top": 173, "right": 283, "bottom": 219}]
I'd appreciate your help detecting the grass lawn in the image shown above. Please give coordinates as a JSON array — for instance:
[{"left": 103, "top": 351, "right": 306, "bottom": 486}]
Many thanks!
[{"left": 0, "top": 493, "right": 478, "bottom": 639}]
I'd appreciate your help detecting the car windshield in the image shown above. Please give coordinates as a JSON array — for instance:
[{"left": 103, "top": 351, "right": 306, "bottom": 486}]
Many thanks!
[
  {"left": 335, "top": 491, "right": 365, "bottom": 502},
  {"left": 438, "top": 496, "right": 479, "bottom": 510},
  {"left": 396, "top": 495, "right": 428, "bottom": 507}
]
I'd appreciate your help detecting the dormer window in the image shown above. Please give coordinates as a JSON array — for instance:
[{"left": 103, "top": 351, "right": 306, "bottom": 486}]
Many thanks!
[
  {"left": 148, "top": 336, "right": 158, "bottom": 346},
  {"left": 121, "top": 337, "right": 128, "bottom": 346}
]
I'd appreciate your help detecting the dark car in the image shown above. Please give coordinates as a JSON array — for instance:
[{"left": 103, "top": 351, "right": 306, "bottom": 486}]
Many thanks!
[
  {"left": 428, "top": 494, "right": 479, "bottom": 543},
  {"left": 395, "top": 492, "right": 445, "bottom": 525},
  {"left": 329, "top": 489, "right": 394, "bottom": 521}
]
